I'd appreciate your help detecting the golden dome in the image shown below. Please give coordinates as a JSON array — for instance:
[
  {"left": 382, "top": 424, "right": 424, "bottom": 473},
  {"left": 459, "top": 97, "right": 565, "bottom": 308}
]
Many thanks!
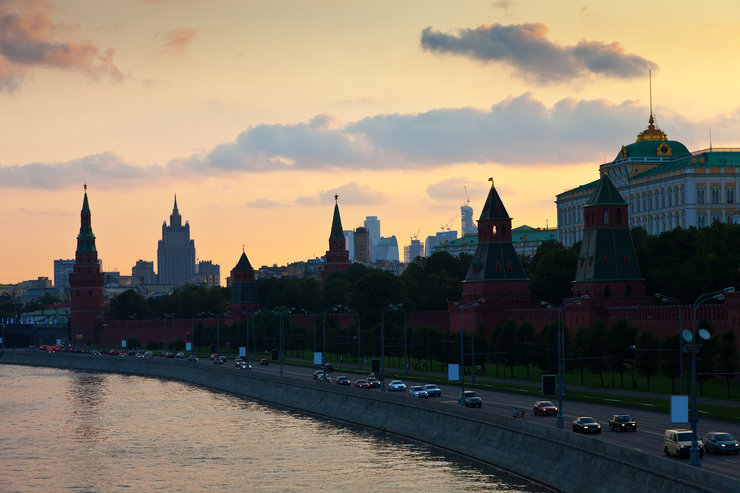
[{"left": 636, "top": 115, "right": 667, "bottom": 142}]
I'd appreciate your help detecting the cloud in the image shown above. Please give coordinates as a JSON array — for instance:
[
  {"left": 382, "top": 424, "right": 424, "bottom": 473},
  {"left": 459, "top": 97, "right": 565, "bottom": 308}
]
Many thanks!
[
  {"left": 296, "top": 182, "right": 389, "bottom": 207},
  {"left": 420, "top": 23, "right": 657, "bottom": 84},
  {"left": 491, "top": 1, "right": 517, "bottom": 17},
  {"left": 426, "top": 177, "right": 489, "bottom": 203},
  {"left": 156, "top": 28, "right": 200, "bottom": 54},
  {"left": 0, "top": 0, "right": 124, "bottom": 92},
  {"left": 0, "top": 152, "right": 163, "bottom": 190},
  {"left": 244, "top": 198, "right": 288, "bottom": 208}
]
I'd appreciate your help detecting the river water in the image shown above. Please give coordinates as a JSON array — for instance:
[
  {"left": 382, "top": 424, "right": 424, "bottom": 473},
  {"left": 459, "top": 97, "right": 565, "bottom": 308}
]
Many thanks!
[{"left": 0, "top": 365, "right": 551, "bottom": 493}]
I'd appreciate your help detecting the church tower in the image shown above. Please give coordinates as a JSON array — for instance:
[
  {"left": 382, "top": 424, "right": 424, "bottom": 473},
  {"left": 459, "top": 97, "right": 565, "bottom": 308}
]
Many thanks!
[
  {"left": 321, "top": 195, "right": 350, "bottom": 283},
  {"left": 572, "top": 171, "right": 645, "bottom": 299},
  {"left": 68, "top": 185, "right": 105, "bottom": 346},
  {"left": 462, "top": 179, "right": 529, "bottom": 302},
  {"left": 226, "top": 249, "right": 262, "bottom": 323}
]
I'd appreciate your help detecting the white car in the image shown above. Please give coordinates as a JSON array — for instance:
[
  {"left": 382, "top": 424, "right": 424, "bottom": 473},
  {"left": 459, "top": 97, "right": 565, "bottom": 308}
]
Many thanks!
[
  {"left": 408, "top": 386, "right": 429, "bottom": 398},
  {"left": 388, "top": 380, "right": 406, "bottom": 391},
  {"left": 423, "top": 384, "right": 442, "bottom": 397}
]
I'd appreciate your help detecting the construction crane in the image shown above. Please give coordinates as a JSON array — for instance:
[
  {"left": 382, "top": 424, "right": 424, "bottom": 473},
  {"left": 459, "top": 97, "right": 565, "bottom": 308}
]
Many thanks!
[
  {"left": 441, "top": 213, "right": 459, "bottom": 232},
  {"left": 464, "top": 186, "right": 470, "bottom": 206},
  {"left": 410, "top": 229, "right": 421, "bottom": 242}
]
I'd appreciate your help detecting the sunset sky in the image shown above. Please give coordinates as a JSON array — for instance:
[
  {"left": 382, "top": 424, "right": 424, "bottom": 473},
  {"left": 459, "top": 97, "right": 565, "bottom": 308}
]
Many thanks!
[{"left": 3, "top": 0, "right": 740, "bottom": 285}]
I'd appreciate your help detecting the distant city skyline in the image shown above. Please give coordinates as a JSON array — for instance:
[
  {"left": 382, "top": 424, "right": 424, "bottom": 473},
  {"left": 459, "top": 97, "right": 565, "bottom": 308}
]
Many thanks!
[{"left": 3, "top": 1, "right": 740, "bottom": 283}]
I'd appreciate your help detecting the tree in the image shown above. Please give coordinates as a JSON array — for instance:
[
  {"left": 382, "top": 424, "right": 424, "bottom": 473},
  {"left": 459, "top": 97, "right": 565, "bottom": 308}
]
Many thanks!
[
  {"left": 716, "top": 329, "right": 739, "bottom": 398},
  {"left": 513, "top": 322, "right": 535, "bottom": 380},
  {"left": 635, "top": 329, "right": 660, "bottom": 391},
  {"left": 604, "top": 318, "right": 638, "bottom": 388},
  {"left": 529, "top": 245, "right": 579, "bottom": 305},
  {"left": 584, "top": 320, "right": 609, "bottom": 387},
  {"left": 659, "top": 333, "right": 681, "bottom": 394}
]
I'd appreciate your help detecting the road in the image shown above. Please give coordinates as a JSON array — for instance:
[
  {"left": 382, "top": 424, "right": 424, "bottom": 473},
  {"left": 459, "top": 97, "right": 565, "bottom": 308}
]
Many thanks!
[{"left": 233, "top": 358, "right": 740, "bottom": 480}]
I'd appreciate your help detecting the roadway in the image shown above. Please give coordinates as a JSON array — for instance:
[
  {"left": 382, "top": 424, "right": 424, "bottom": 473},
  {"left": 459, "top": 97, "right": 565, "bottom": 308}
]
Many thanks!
[{"left": 234, "top": 357, "right": 740, "bottom": 480}]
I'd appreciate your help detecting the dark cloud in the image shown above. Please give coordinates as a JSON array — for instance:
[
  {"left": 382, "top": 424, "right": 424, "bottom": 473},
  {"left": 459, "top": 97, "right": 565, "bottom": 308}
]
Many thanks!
[
  {"left": 156, "top": 28, "right": 200, "bottom": 54},
  {"left": 0, "top": 0, "right": 124, "bottom": 92},
  {"left": 420, "top": 23, "right": 657, "bottom": 84}
]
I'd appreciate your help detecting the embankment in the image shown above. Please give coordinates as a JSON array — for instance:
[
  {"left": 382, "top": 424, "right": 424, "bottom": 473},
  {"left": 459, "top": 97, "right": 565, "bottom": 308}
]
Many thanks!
[{"left": 1, "top": 351, "right": 735, "bottom": 493}]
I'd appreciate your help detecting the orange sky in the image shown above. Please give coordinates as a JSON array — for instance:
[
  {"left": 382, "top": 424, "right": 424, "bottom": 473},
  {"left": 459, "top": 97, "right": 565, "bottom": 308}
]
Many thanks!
[{"left": 2, "top": 0, "right": 740, "bottom": 284}]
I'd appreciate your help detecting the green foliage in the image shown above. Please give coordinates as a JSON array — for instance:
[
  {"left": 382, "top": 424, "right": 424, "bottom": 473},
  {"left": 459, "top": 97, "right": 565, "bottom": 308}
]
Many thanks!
[
  {"left": 717, "top": 329, "right": 740, "bottom": 398},
  {"left": 529, "top": 243, "right": 579, "bottom": 304},
  {"left": 400, "top": 252, "right": 471, "bottom": 310},
  {"left": 635, "top": 329, "right": 660, "bottom": 390}
]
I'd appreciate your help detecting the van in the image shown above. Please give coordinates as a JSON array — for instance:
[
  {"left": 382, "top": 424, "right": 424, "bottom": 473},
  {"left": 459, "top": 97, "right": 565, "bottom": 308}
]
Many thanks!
[{"left": 664, "top": 429, "right": 704, "bottom": 458}]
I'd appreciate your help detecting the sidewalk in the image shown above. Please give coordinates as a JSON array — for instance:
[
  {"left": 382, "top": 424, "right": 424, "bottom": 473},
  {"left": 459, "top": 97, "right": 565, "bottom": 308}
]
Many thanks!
[{"left": 292, "top": 357, "right": 740, "bottom": 409}]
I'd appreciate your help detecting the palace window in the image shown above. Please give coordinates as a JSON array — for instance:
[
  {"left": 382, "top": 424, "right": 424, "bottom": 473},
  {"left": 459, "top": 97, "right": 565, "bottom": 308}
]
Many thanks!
[
  {"left": 727, "top": 189, "right": 735, "bottom": 204},
  {"left": 697, "top": 189, "right": 705, "bottom": 205},
  {"left": 680, "top": 185, "right": 685, "bottom": 205},
  {"left": 661, "top": 189, "right": 666, "bottom": 209},
  {"left": 711, "top": 189, "right": 721, "bottom": 205}
]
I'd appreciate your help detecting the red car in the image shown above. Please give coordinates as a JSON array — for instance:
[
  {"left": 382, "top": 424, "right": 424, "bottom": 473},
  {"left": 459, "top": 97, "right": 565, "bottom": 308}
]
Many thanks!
[
  {"left": 354, "top": 379, "right": 370, "bottom": 389},
  {"left": 533, "top": 400, "right": 558, "bottom": 416}
]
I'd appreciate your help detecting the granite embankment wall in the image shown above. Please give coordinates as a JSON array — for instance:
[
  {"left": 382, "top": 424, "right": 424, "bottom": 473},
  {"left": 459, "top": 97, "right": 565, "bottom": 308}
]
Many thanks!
[{"left": 1, "top": 351, "right": 736, "bottom": 493}]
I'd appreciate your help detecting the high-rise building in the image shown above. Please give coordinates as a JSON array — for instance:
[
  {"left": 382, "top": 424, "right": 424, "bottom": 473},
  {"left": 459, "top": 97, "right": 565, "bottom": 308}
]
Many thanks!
[
  {"left": 424, "top": 231, "right": 457, "bottom": 257},
  {"left": 372, "top": 236, "right": 399, "bottom": 262},
  {"left": 404, "top": 238, "right": 424, "bottom": 263},
  {"left": 132, "top": 260, "right": 156, "bottom": 284},
  {"left": 461, "top": 204, "right": 476, "bottom": 236},
  {"left": 343, "top": 230, "right": 355, "bottom": 260},
  {"left": 54, "top": 259, "right": 75, "bottom": 293},
  {"left": 198, "top": 260, "right": 221, "bottom": 287},
  {"left": 364, "top": 216, "right": 380, "bottom": 246},
  {"left": 321, "top": 195, "right": 351, "bottom": 282},
  {"left": 354, "top": 227, "right": 370, "bottom": 264},
  {"left": 68, "top": 187, "right": 105, "bottom": 346},
  {"left": 157, "top": 196, "right": 196, "bottom": 286}
]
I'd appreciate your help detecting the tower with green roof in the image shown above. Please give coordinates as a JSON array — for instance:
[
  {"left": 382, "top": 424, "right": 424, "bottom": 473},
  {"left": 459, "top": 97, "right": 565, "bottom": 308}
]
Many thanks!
[
  {"left": 321, "top": 195, "right": 350, "bottom": 283},
  {"left": 69, "top": 185, "right": 105, "bottom": 346},
  {"left": 572, "top": 172, "right": 645, "bottom": 299}
]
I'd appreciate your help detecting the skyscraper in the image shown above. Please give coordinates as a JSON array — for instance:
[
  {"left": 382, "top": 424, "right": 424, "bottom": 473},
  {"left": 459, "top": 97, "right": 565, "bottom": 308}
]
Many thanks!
[
  {"left": 461, "top": 204, "right": 476, "bottom": 236},
  {"left": 364, "top": 216, "right": 380, "bottom": 246},
  {"left": 157, "top": 196, "right": 196, "bottom": 286}
]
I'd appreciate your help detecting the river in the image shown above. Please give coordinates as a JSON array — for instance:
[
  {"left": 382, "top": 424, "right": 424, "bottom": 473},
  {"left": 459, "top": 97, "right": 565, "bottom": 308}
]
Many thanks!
[{"left": 0, "top": 365, "right": 551, "bottom": 492}]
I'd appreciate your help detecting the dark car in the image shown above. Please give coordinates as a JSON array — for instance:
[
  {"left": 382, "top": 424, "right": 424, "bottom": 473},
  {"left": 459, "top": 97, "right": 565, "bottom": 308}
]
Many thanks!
[
  {"left": 313, "top": 370, "right": 326, "bottom": 380},
  {"left": 461, "top": 391, "right": 482, "bottom": 408},
  {"left": 335, "top": 376, "right": 350, "bottom": 386},
  {"left": 572, "top": 417, "right": 601, "bottom": 434},
  {"left": 188, "top": 355, "right": 199, "bottom": 362},
  {"left": 259, "top": 359, "right": 269, "bottom": 366},
  {"left": 323, "top": 364, "right": 334, "bottom": 373},
  {"left": 234, "top": 358, "right": 244, "bottom": 367},
  {"left": 366, "top": 377, "right": 380, "bottom": 388},
  {"left": 354, "top": 379, "right": 370, "bottom": 389},
  {"left": 609, "top": 415, "right": 637, "bottom": 432},
  {"left": 533, "top": 401, "right": 558, "bottom": 416},
  {"left": 705, "top": 431, "right": 740, "bottom": 454}
]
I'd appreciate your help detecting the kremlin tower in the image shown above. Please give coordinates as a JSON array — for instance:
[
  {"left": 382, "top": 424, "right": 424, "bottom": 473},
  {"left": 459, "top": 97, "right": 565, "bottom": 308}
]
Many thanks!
[
  {"left": 226, "top": 249, "right": 262, "bottom": 323},
  {"left": 321, "top": 195, "right": 350, "bottom": 283},
  {"left": 68, "top": 185, "right": 105, "bottom": 346}
]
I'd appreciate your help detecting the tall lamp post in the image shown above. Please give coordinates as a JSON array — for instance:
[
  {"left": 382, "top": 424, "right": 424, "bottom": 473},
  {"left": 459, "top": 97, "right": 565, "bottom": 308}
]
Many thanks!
[
  {"left": 655, "top": 294, "right": 684, "bottom": 394},
  {"left": 191, "top": 312, "right": 206, "bottom": 356},
  {"left": 380, "top": 304, "right": 402, "bottom": 391},
  {"left": 163, "top": 313, "right": 175, "bottom": 352},
  {"left": 273, "top": 308, "right": 294, "bottom": 376},
  {"left": 126, "top": 314, "right": 137, "bottom": 352},
  {"left": 322, "top": 305, "right": 341, "bottom": 381},
  {"left": 301, "top": 309, "right": 316, "bottom": 355},
  {"left": 345, "top": 307, "right": 361, "bottom": 371},
  {"left": 454, "top": 300, "right": 483, "bottom": 405},
  {"left": 542, "top": 294, "right": 589, "bottom": 429},
  {"left": 244, "top": 311, "right": 256, "bottom": 367},
  {"left": 686, "top": 286, "right": 734, "bottom": 468},
  {"left": 396, "top": 305, "right": 408, "bottom": 377}
]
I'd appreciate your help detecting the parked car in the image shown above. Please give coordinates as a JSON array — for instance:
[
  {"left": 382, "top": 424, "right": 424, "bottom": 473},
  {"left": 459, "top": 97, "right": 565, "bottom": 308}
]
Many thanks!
[
  {"left": 704, "top": 431, "right": 739, "bottom": 454},
  {"left": 423, "top": 384, "right": 442, "bottom": 397},
  {"left": 354, "top": 379, "right": 370, "bottom": 389},
  {"left": 366, "top": 377, "right": 380, "bottom": 388},
  {"left": 335, "top": 376, "right": 350, "bottom": 386},
  {"left": 609, "top": 415, "right": 637, "bottom": 432},
  {"left": 188, "top": 355, "right": 199, "bottom": 362},
  {"left": 323, "top": 364, "right": 334, "bottom": 373},
  {"left": 664, "top": 429, "right": 704, "bottom": 458},
  {"left": 533, "top": 401, "right": 558, "bottom": 416},
  {"left": 388, "top": 380, "right": 406, "bottom": 391},
  {"left": 461, "top": 391, "right": 482, "bottom": 408},
  {"left": 313, "top": 370, "right": 326, "bottom": 380},
  {"left": 259, "top": 359, "right": 269, "bottom": 366},
  {"left": 408, "top": 386, "right": 429, "bottom": 398},
  {"left": 572, "top": 417, "right": 601, "bottom": 434}
]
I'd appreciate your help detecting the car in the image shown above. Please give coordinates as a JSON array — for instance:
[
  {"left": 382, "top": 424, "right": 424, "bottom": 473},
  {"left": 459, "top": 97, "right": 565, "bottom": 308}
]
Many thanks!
[
  {"left": 92, "top": 350, "right": 101, "bottom": 356},
  {"left": 135, "top": 353, "right": 145, "bottom": 358},
  {"left": 323, "top": 364, "right": 334, "bottom": 373},
  {"left": 461, "top": 391, "right": 482, "bottom": 408},
  {"left": 144, "top": 351, "right": 153, "bottom": 358},
  {"left": 572, "top": 417, "right": 601, "bottom": 434},
  {"left": 27, "top": 346, "right": 36, "bottom": 352},
  {"left": 704, "top": 431, "right": 739, "bottom": 455},
  {"left": 313, "top": 370, "right": 326, "bottom": 380},
  {"left": 213, "top": 357, "right": 224, "bottom": 365},
  {"left": 109, "top": 349, "right": 120, "bottom": 356},
  {"left": 166, "top": 352, "right": 175, "bottom": 359},
  {"left": 175, "top": 352, "right": 185, "bottom": 358},
  {"left": 127, "top": 350, "right": 136, "bottom": 356},
  {"left": 259, "top": 359, "right": 269, "bottom": 366},
  {"left": 664, "top": 429, "right": 704, "bottom": 458},
  {"left": 408, "top": 386, "right": 429, "bottom": 398},
  {"left": 533, "top": 401, "right": 558, "bottom": 416},
  {"left": 388, "top": 380, "right": 406, "bottom": 391},
  {"left": 234, "top": 358, "right": 244, "bottom": 367},
  {"left": 354, "top": 379, "right": 370, "bottom": 389},
  {"left": 209, "top": 354, "right": 218, "bottom": 361},
  {"left": 423, "top": 384, "right": 441, "bottom": 397},
  {"left": 188, "top": 355, "right": 199, "bottom": 362},
  {"left": 241, "top": 363, "right": 252, "bottom": 370},
  {"left": 366, "top": 377, "right": 380, "bottom": 388},
  {"left": 609, "top": 415, "right": 636, "bottom": 432},
  {"left": 335, "top": 376, "right": 350, "bottom": 386}
]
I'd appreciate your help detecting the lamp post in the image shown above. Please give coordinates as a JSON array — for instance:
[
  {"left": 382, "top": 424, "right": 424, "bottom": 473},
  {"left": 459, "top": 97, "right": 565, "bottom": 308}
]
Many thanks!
[
  {"left": 322, "top": 305, "right": 341, "bottom": 381},
  {"left": 542, "top": 294, "right": 588, "bottom": 429},
  {"left": 656, "top": 294, "right": 684, "bottom": 394},
  {"left": 396, "top": 305, "right": 408, "bottom": 377},
  {"left": 273, "top": 308, "right": 294, "bottom": 376},
  {"left": 90, "top": 314, "right": 101, "bottom": 348},
  {"left": 126, "top": 314, "right": 137, "bottom": 352},
  {"left": 302, "top": 309, "right": 316, "bottom": 355},
  {"left": 454, "top": 300, "right": 483, "bottom": 405},
  {"left": 191, "top": 312, "right": 206, "bottom": 356},
  {"left": 244, "top": 310, "right": 256, "bottom": 368},
  {"left": 163, "top": 313, "right": 175, "bottom": 353},
  {"left": 380, "top": 304, "right": 402, "bottom": 391},
  {"left": 686, "top": 287, "right": 734, "bottom": 468},
  {"left": 345, "top": 307, "right": 361, "bottom": 371}
]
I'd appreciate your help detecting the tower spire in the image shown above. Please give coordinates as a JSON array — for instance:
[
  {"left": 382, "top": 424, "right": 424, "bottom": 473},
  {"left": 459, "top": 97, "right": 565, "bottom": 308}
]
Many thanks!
[{"left": 649, "top": 69, "right": 653, "bottom": 121}]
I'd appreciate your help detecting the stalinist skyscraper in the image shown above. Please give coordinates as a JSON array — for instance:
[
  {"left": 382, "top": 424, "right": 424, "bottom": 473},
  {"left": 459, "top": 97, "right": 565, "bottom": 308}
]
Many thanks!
[{"left": 157, "top": 195, "right": 196, "bottom": 286}]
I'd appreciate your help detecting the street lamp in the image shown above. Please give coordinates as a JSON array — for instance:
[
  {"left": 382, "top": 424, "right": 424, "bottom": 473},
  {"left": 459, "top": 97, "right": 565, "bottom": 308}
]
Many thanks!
[
  {"left": 243, "top": 310, "right": 256, "bottom": 368},
  {"left": 91, "top": 314, "right": 101, "bottom": 348},
  {"left": 396, "top": 305, "right": 408, "bottom": 377},
  {"left": 301, "top": 309, "right": 317, "bottom": 355},
  {"left": 127, "top": 314, "right": 137, "bottom": 351},
  {"left": 345, "top": 307, "right": 361, "bottom": 371},
  {"left": 163, "top": 313, "right": 175, "bottom": 352},
  {"left": 454, "top": 300, "right": 483, "bottom": 405},
  {"left": 380, "top": 304, "right": 402, "bottom": 391},
  {"left": 192, "top": 312, "right": 207, "bottom": 356},
  {"left": 686, "top": 286, "right": 734, "bottom": 468},
  {"left": 273, "top": 308, "right": 294, "bottom": 376},
  {"left": 656, "top": 294, "right": 684, "bottom": 394},
  {"left": 322, "top": 305, "right": 341, "bottom": 381},
  {"left": 542, "top": 294, "right": 588, "bottom": 429}
]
